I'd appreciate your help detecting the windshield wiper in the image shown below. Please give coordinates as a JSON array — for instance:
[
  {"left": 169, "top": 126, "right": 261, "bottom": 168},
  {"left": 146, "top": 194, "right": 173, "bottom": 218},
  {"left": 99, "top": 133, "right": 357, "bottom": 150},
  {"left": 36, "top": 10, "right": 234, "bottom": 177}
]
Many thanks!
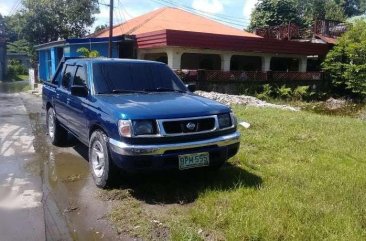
[
  {"left": 112, "top": 89, "right": 148, "bottom": 94},
  {"left": 145, "top": 87, "right": 186, "bottom": 93}
]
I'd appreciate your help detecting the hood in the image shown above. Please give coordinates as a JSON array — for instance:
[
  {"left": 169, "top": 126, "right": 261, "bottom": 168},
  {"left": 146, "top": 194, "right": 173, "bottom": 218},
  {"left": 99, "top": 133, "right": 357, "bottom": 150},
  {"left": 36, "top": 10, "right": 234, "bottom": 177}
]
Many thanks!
[{"left": 95, "top": 92, "right": 230, "bottom": 120}]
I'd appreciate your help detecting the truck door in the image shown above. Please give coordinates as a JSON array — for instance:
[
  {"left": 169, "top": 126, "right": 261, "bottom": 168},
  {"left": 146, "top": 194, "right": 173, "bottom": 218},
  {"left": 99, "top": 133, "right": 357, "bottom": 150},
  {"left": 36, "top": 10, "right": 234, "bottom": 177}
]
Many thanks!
[
  {"left": 54, "top": 64, "right": 76, "bottom": 126},
  {"left": 68, "top": 65, "right": 89, "bottom": 142}
]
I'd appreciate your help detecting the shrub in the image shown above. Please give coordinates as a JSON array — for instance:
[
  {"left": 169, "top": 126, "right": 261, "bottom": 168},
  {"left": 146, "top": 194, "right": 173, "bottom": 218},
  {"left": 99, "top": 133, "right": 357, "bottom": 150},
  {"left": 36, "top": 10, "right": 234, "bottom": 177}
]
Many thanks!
[
  {"left": 322, "top": 20, "right": 366, "bottom": 99},
  {"left": 77, "top": 47, "right": 100, "bottom": 57},
  {"left": 293, "top": 86, "right": 310, "bottom": 101},
  {"left": 277, "top": 85, "right": 292, "bottom": 99},
  {"left": 6, "top": 59, "right": 28, "bottom": 80},
  {"left": 256, "top": 84, "right": 273, "bottom": 100}
]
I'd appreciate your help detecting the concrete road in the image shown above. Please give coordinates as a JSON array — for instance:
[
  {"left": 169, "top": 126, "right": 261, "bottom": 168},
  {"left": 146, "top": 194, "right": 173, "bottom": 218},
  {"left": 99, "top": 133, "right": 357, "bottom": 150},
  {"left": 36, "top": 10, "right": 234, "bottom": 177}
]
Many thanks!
[
  {"left": 0, "top": 92, "right": 45, "bottom": 241},
  {"left": 0, "top": 84, "right": 128, "bottom": 241}
]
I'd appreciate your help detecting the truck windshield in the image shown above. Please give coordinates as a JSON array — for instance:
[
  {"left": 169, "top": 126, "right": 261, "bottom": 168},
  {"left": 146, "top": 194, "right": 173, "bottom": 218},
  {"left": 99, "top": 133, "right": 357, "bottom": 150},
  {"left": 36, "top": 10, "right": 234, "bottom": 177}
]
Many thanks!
[{"left": 93, "top": 62, "right": 187, "bottom": 94}]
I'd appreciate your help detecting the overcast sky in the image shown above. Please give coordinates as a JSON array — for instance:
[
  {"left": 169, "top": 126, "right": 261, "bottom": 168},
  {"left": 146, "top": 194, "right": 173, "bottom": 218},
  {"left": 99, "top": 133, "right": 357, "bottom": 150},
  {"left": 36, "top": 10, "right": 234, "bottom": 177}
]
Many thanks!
[{"left": 0, "top": 0, "right": 258, "bottom": 31}]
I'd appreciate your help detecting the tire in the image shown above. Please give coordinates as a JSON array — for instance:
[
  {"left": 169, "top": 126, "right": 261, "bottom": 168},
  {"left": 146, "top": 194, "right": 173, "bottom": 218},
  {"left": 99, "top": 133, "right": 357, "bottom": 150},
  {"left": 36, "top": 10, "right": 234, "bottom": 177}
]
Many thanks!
[
  {"left": 89, "top": 130, "right": 118, "bottom": 188},
  {"left": 47, "top": 107, "right": 68, "bottom": 146}
]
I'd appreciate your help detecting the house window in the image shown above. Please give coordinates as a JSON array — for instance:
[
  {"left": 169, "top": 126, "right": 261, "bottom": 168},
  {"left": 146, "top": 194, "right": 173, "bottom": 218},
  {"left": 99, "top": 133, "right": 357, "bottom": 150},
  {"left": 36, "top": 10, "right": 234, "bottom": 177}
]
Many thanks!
[{"left": 181, "top": 53, "right": 221, "bottom": 70}]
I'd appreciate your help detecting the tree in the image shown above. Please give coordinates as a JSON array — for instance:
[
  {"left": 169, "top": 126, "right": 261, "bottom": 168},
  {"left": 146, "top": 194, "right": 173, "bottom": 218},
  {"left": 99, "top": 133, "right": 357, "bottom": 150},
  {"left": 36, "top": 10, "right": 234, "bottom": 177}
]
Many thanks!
[
  {"left": 0, "top": 14, "right": 5, "bottom": 38},
  {"left": 249, "top": 0, "right": 357, "bottom": 30},
  {"left": 76, "top": 47, "right": 100, "bottom": 57},
  {"left": 3, "top": 13, "right": 25, "bottom": 42},
  {"left": 322, "top": 20, "right": 366, "bottom": 98},
  {"left": 7, "top": 39, "right": 31, "bottom": 54},
  {"left": 94, "top": 24, "right": 108, "bottom": 34},
  {"left": 341, "top": 0, "right": 366, "bottom": 17},
  {"left": 249, "top": 0, "right": 303, "bottom": 30},
  {"left": 17, "top": 0, "right": 100, "bottom": 44}
]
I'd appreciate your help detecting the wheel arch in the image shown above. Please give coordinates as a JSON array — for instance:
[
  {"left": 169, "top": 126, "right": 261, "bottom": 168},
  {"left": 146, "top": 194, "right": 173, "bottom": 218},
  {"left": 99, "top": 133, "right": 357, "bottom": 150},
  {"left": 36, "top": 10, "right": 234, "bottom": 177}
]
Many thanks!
[
  {"left": 46, "top": 102, "right": 53, "bottom": 111},
  {"left": 89, "top": 123, "right": 109, "bottom": 140}
]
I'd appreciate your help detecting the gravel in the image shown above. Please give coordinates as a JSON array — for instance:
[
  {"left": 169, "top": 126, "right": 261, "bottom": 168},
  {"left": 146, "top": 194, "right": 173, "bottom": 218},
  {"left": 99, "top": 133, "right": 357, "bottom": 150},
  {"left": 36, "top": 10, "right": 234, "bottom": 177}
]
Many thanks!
[{"left": 196, "top": 91, "right": 299, "bottom": 111}]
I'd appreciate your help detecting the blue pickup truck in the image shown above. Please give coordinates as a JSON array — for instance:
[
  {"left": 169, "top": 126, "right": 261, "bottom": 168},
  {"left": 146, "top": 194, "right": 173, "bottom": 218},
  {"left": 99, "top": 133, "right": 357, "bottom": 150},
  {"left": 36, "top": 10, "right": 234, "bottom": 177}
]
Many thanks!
[{"left": 43, "top": 58, "right": 240, "bottom": 188}]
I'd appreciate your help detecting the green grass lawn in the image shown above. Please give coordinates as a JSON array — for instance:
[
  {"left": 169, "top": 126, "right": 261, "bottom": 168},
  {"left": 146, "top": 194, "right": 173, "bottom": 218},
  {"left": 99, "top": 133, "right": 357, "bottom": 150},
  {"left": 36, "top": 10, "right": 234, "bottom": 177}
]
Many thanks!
[
  {"left": 0, "top": 81, "right": 31, "bottom": 92},
  {"left": 105, "top": 106, "right": 366, "bottom": 241},
  {"left": 3, "top": 74, "right": 29, "bottom": 82}
]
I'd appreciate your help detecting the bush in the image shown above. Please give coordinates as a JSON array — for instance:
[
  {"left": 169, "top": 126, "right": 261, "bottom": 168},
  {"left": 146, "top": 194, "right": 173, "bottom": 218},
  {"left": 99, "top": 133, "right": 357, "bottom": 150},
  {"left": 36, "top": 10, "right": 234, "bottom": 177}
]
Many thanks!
[
  {"left": 293, "top": 86, "right": 310, "bottom": 101},
  {"left": 77, "top": 47, "right": 100, "bottom": 57},
  {"left": 256, "top": 84, "right": 273, "bottom": 100},
  {"left": 277, "top": 85, "right": 292, "bottom": 99},
  {"left": 322, "top": 20, "right": 366, "bottom": 100},
  {"left": 6, "top": 59, "right": 28, "bottom": 80}
]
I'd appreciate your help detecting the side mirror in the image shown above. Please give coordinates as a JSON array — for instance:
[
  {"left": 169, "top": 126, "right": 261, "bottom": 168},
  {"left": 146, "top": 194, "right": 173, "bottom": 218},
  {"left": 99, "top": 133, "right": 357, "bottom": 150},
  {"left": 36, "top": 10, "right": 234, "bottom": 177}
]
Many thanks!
[
  {"left": 71, "top": 85, "right": 88, "bottom": 97},
  {"left": 186, "top": 83, "right": 196, "bottom": 92}
]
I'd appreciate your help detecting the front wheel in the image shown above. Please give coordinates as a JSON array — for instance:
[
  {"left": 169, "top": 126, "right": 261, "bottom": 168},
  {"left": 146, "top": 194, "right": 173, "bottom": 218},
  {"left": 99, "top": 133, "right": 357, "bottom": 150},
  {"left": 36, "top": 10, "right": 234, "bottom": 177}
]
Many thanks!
[
  {"left": 89, "top": 130, "right": 118, "bottom": 188},
  {"left": 47, "top": 107, "right": 68, "bottom": 145}
]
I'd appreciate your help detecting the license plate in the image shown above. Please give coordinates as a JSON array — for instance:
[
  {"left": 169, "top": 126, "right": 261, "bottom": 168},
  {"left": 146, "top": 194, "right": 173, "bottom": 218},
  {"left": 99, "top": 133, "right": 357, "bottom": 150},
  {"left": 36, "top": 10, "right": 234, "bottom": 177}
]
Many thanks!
[{"left": 178, "top": 152, "right": 210, "bottom": 170}]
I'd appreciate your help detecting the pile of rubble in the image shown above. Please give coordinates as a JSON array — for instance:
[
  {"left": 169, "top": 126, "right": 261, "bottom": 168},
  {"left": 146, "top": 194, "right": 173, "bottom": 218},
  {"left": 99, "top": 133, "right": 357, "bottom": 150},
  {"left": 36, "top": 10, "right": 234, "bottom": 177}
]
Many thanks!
[{"left": 195, "top": 91, "right": 299, "bottom": 111}]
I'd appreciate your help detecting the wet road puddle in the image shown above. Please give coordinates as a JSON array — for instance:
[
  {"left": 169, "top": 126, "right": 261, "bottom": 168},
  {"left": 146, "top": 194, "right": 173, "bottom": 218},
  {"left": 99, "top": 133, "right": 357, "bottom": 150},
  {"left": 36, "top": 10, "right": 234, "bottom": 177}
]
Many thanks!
[{"left": 25, "top": 109, "right": 120, "bottom": 241}]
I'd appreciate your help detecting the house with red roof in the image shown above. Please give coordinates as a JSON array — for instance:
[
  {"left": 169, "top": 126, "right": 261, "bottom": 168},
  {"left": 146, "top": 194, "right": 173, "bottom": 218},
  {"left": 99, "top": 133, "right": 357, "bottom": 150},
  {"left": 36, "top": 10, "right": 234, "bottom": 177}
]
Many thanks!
[
  {"left": 92, "top": 7, "right": 329, "bottom": 73},
  {"left": 36, "top": 7, "right": 331, "bottom": 82}
]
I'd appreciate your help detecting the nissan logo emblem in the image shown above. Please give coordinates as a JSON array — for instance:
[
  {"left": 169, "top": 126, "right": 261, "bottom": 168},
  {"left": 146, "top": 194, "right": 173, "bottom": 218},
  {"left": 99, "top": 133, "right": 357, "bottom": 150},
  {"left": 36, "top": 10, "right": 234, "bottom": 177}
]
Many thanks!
[{"left": 186, "top": 122, "right": 196, "bottom": 130}]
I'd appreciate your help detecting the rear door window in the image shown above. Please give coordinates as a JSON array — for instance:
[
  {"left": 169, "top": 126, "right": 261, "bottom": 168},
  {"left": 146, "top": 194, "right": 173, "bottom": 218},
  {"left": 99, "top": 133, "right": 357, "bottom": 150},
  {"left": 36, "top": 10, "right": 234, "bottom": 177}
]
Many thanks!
[{"left": 62, "top": 65, "right": 76, "bottom": 90}]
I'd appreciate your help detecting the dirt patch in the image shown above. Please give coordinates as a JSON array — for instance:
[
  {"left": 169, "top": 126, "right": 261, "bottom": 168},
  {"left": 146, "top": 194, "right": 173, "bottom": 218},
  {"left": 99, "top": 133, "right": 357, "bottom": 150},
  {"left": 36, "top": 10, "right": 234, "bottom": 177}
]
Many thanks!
[{"left": 98, "top": 189, "right": 132, "bottom": 201}]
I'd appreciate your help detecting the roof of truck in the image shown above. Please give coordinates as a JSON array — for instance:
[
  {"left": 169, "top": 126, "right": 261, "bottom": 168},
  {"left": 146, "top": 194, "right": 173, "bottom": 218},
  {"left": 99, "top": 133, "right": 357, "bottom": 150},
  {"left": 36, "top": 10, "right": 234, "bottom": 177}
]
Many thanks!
[{"left": 65, "top": 58, "right": 165, "bottom": 65}]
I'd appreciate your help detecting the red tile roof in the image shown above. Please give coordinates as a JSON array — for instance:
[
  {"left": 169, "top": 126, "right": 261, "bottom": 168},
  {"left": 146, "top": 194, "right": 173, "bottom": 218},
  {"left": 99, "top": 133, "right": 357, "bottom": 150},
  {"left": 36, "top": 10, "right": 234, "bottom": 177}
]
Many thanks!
[
  {"left": 315, "top": 34, "right": 337, "bottom": 45},
  {"left": 93, "top": 7, "right": 260, "bottom": 38}
]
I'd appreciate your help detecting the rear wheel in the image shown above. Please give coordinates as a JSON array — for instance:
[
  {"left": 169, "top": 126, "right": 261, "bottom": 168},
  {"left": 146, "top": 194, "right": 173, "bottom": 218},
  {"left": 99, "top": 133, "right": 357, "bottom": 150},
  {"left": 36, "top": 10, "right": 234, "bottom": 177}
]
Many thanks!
[
  {"left": 89, "top": 130, "right": 118, "bottom": 188},
  {"left": 47, "top": 107, "right": 68, "bottom": 145}
]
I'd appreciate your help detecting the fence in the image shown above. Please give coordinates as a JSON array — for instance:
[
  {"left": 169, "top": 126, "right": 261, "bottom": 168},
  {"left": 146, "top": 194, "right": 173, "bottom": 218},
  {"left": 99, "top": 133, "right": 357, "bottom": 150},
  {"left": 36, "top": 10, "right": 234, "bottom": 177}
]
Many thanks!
[
  {"left": 176, "top": 70, "right": 324, "bottom": 82},
  {"left": 175, "top": 69, "right": 327, "bottom": 95}
]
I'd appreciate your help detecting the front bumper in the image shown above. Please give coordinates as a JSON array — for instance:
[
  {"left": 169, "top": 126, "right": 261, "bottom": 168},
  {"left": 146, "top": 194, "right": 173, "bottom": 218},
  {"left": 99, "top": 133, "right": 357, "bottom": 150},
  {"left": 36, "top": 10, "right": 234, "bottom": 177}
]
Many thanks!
[{"left": 108, "top": 131, "right": 240, "bottom": 156}]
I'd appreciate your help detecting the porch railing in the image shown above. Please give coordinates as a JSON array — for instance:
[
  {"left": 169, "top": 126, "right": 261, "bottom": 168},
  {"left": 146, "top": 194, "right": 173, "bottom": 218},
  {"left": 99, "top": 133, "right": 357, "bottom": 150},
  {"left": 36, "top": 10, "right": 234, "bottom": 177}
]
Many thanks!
[{"left": 175, "top": 70, "right": 324, "bottom": 82}]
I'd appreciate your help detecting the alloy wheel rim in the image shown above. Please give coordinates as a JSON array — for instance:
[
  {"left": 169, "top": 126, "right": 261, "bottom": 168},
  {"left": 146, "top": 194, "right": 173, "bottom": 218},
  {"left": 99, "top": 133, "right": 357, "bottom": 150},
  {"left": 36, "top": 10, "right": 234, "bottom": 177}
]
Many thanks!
[
  {"left": 91, "top": 140, "right": 105, "bottom": 178},
  {"left": 48, "top": 111, "right": 55, "bottom": 139}
]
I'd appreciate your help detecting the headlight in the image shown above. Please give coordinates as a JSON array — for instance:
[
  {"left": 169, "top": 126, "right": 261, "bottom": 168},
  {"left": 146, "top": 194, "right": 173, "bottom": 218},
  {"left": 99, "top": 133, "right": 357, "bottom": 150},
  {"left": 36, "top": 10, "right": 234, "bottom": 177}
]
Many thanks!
[
  {"left": 132, "top": 120, "right": 157, "bottom": 136},
  {"left": 217, "top": 112, "right": 236, "bottom": 129},
  {"left": 118, "top": 120, "right": 132, "bottom": 137}
]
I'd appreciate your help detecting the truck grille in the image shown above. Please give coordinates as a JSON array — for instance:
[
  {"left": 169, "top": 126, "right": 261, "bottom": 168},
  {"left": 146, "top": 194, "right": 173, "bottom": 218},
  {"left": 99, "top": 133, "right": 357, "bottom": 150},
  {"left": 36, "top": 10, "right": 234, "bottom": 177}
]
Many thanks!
[{"left": 160, "top": 116, "right": 216, "bottom": 135}]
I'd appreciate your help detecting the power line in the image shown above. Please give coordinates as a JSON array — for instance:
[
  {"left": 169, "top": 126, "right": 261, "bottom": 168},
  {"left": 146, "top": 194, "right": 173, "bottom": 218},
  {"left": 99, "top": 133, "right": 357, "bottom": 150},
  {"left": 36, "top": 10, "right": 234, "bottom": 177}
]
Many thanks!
[
  {"left": 151, "top": 0, "right": 251, "bottom": 24},
  {"left": 158, "top": 0, "right": 251, "bottom": 21},
  {"left": 149, "top": 0, "right": 250, "bottom": 27},
  {"left": 9, "top": 0, "right": 22, "bottom": 16},
  {"left": 116, "top": 0, "right": 126, "bottom": 33}
]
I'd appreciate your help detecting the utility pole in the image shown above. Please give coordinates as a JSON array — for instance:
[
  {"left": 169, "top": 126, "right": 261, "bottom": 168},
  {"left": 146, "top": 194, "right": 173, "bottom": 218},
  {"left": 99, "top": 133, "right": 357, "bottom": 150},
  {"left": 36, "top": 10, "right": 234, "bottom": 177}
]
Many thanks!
[{"left": 108, "top": 0, "right": 113, "bottom": 58}]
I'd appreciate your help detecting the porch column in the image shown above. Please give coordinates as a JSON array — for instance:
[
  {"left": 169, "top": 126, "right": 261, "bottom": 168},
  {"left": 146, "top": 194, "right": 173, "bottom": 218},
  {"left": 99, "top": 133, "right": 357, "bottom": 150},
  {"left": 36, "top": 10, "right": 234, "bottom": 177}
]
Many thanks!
[
  {"left": 221, "top": 54, "right": 232, "bottom": 71},
  {"left": 262, "top": 55, "right": 271, "bottom": 72},
  {"left": 299, "top": 56, "right": 307, "bottom": 72},
  {"left": 137, "top": 51, "right": 144, "bottom": 60},
  {"left": 167, "top": 49, "right": 182, "bottom": 69}
]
